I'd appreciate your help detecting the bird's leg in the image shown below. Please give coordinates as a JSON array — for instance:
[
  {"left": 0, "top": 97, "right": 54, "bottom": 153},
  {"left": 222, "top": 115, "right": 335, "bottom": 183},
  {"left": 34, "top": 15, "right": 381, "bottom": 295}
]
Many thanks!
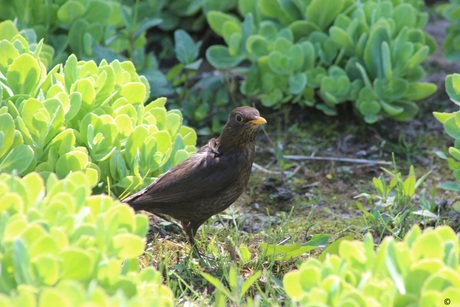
[
  {"left": 181, "top": 221, "right": 206, "bottom": 259},
  {"left": 181, "top": 221, "right": 194, "bottom": 244}
]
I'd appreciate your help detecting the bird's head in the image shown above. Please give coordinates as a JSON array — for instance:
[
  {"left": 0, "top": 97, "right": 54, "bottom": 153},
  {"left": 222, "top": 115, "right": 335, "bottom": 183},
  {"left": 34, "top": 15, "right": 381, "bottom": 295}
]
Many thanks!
[{"left": 218, "top": 106, "right": 267, "bottom": 151}]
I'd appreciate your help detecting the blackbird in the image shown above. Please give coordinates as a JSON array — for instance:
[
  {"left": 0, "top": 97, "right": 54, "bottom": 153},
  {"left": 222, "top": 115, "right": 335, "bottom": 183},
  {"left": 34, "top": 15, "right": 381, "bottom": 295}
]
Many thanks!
[{"left": 122, "top": 106, "right": 266, "bottom": 250}]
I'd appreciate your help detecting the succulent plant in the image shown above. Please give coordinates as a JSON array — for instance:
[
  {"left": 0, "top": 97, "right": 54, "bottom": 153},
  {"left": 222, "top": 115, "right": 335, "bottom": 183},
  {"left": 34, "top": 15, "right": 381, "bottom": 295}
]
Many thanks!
[
  {"left": 206, "top": 0, "right": 437, "bottom": 123},
  {"left": 284, "top": 225, "right": 460, "bottom": 306},
  {"left": 0, "top": 20, "right": 197, "bottom": 196},
  {"left": 434, "top": 73, "right": 460, "bottom": 193},
  {"left": 0, "top": 171, "right": 173, "bottom": 306}
]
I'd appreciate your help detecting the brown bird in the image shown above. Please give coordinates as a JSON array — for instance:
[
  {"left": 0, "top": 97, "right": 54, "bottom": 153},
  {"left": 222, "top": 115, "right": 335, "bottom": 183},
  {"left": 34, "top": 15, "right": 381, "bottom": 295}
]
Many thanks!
[{"left": 122, "top": 106, "right": 266, "bottom": 251}]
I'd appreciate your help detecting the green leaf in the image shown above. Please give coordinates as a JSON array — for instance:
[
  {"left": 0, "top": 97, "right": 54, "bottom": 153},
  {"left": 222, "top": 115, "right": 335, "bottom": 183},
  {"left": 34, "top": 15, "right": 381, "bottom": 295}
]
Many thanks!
[
  {"left": 71, "top": 78, "right": 96, "bottom": 108},
  {"left": 268, "top": 51, "right": 289, "bottom": 74},
  {"left": 358, "top": 100, "right": 381, "bottom": 116},
  {"left": 389, "top": 101, "right": 419, "bottom": 121},
  {"left": 0, "top": 20, "right": 19, "bottom": 41},
  {"left": 20, "top": 98, "right": 50, "bottom": 142},
  {"left": 319, "top": 235, "right": 354, "bottom": 261},
  {"left": 57, "top": 0, "right": 85, "bottom": 24},
  {"left": 433, "top": 112, "right": 455, "bottom": 124},
  {"left": 125, "top": 125, "right": 149, "bottom": 166},
  {"left": 261, "top": 242, "right": 321, "bottom": 260},
  {"left": 404, "top": 83, "right": 437, "bottom": 101},
  {"left": 185, "top": 59, "right": 202, "bottom": 70},
  {"left": 259, "top": 21, "right": 279, "bottom": 40},
  {"left": 39, "top": 288, "right": 69, "bottom": 307},
  {"left": 260, "top": 89, "right": 283, "bottom": 107},
  {"left": 0, "top": 144, "right": 34, "bottom": 174},
  {"left": 174, "top": 29, "right": 201, "bottom": 65},
  {"left": 374, "top": 78, "right": 408, "bottom": 102},
  {"left": 60, "top": 248, "right": 93, "bottom": 280},
  {"left": 306, "top": 0, "right": 344, "bottom": 31},
  {"left": 259, "top": 0, "right": 283, "bottom": 20},
  {"left": 85, "top": 0, "right": 112, "bottom": 24},
  {"left": 165, "top": 111, "right": 182, "bottom": 136},
  {"left": 446, "top": 74, "right": 460, "bottom": 106},
  {"left": 63, "top": 55, "right": 78, "bottom": 91},
  {"left": 29, "top": 234, "right": 59, "bottom": 257},
  {"left": 407, "top": 46, "right": 429, "bottom": 69},
  {"left": 207, "top": 11, "right": 240, "bottom": 37},
  {"left": 6, "top": 53, "right": 42, "bottom": 96},
  {"left": 238, "top": 0, "right": 257, "bottom": 16},
  {"left": 33, "top": 255, "right": 60, "bottom": 286},
  {"left": 0, "top": 193, "right": 22, "bottom": 215},
  {"left": 112, "top": 233, "right": 145, "bottom": 259},
  {"left": 239, "top": 244, "right": 252, "bottom": 264},
  {"left": 0, "top": 113, "right": 15, "bottom": 158},
  {"left": 206, "top": 45, "right": 245, "bottom": 70},
  {"left": 329, "top": 26, "right": 354, "bottom": 54},
  {"left": 240, "top": 270, "right": 262, "bottom": 298},
  {"left": 273, "top": 36, "right": 293, "bottom": 54},
  {"left": 450, "top": 146, "right": 460, "bottom": 161},
  {"left": 288, "top": 45, "right": 304, "bottom": 71},
  {"left": 201, "top": 272, "right": 233, "bottom": 300},
  {"left": 283, "top": 271, "right": 303, "bottom": 300},
  {"left": 300, "top": 42, "right": 316, "bottom": 72},
  {"left": 246, "top": 35, "right": 269, "bottom": 58},
  {"left": 442, "top": 116, "right": 460, "bottom": 139},
  {"left": 364, "top": 24, "right": 391, "bottom": 79},
  {"left": 305, "top": 234, "right": 329, "bottom": 247},
  {"left": 110, "top": 150, "right": 128, "bottom": 181},
  {"left": 385, "top": 239, "right": 406, "bottom": 294},
  {"left": 228, "top": 265, "right": 237, "bottom": 294},
  {"left": 22, "top": 172, "right": 45, "bottom": 209},
  {"left": 134, "top": 214, "right": 149, "bottom": 237},
  {"left": 120, "top": 82, "right": 148, "bottom": 104},
  {"left": 223, "top": 24, "right": 242, "bottom": 55},
  {"left": 83, "top": 164, "right": 100, "bottom": 188},
  {"left": 13, "top": 239, "right": 34, "bottom": 285},
  {"left": 393, "top": 4, "right": 417, "bottom": 31},
  {"left": 134, "top": 18, "right": 163, "bottom": 39},
  {"left": 55, "top": 150, "right": 89, "bottom": 178},
  {"left": 437, "top": 181, "right": 460, "bottom": 193},
  {"left": 380, "top": 100, "right": 404, "bottom": 116},
  {"left": 403, "top": 176, "right": 416, "bottom": 197}
]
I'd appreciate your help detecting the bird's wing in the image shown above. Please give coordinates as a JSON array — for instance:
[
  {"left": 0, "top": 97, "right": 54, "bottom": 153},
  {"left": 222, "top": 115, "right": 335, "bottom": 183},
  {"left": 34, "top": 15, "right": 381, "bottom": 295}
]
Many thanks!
[{"left": 123, "top": 146, "right": 242, "bottom": 205}]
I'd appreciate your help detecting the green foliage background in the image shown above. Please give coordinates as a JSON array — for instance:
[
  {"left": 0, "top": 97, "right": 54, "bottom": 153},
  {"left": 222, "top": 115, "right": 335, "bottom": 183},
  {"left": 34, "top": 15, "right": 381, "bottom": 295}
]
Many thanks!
[{"left": 206, "top": 0, "right": 437, "bottom": 123}]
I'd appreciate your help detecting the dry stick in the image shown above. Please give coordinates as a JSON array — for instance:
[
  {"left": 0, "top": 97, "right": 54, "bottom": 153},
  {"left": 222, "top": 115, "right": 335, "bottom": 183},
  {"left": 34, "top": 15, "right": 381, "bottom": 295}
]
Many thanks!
[
  {"left": 283, "top": 155, "right": 392, "bottom": 165},
  {"left": 252, "top": 163, "right": 283, "bottom": 174},
  {"left": 252, "top": 163, "right": 302, "bottom": 175}
]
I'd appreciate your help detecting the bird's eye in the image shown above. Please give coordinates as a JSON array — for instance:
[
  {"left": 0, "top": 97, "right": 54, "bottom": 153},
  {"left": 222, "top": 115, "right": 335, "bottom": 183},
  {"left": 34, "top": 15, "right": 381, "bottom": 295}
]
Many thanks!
[{"left": 235, "top": 113, "right": 244, "bottom": 123}]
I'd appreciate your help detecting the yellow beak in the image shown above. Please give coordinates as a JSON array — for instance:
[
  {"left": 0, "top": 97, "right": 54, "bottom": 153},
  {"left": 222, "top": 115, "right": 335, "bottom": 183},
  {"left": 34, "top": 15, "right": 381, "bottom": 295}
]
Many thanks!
[{"left": 249, "top": 116, "right": 267, "bottom": 125}]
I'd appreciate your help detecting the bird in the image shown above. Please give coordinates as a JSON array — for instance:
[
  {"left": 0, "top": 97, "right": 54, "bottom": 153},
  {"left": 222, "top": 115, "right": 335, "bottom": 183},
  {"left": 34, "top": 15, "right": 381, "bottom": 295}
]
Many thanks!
[{"left": 122, "top": 106, "right": 266, "bottom": 253}]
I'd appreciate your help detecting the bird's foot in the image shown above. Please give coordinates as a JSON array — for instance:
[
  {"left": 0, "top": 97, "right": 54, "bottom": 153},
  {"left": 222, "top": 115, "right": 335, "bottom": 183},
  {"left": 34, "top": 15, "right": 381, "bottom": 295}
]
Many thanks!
[{"left": 189, "top": 245, "right": 216, "bottom": 266}]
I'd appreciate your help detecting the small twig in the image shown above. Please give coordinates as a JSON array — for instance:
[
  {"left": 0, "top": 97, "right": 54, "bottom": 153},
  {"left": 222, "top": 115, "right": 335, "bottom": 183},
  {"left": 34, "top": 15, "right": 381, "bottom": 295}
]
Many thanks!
[
  {"left": 252, "top": 162, "right": 302, "bottom": 178},
  {"left": 252, "top": 162, "right": 283, "bottom": 174},
  {"left": 277, "top": 235, "right": 292, "bottom": 245},
  {"left": 291, "top": 164, "right": 302, "bottom": 176},
  {"left": 283, "top": 155, "right": 392, "bottom": 165}
]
